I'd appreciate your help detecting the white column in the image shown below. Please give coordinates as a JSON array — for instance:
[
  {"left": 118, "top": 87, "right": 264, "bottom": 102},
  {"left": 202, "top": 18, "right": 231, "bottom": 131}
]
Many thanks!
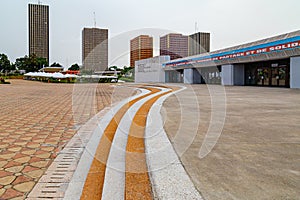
[
  {"left": 184, "top": 68, "right": 193, "bottom": 84},
  {"left": 290, "top": 56, "right": 300, "bottom": 89},
  {"left": 221, "top": 65, "right": 234, "bottom": 85}
]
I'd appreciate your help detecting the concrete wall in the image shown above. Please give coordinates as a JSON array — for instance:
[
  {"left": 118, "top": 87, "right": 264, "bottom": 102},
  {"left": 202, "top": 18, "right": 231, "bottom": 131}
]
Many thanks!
[
  {"left": 222, "top": 65, "right": 234, "bottom": 85},
  {"left": 183, "top": 68, "right": 203, "bottom": 84},
  {"left": 233, "top": 64, "right": 245, "bottom": 86},
  {"left": 193, "top": 68, "right": 202, "bottom": 84},
  {"left": 290, "top": 56, "right": 300, "bottom": 88},
  {"left": 221, "top": 64, "right": 245, "bottom": 86},
  {"left": 184, "top": 68, "right": 193, "bottom": 84},
  {"left": 135, "top": 56, "right": 170, "bottom": 83}
]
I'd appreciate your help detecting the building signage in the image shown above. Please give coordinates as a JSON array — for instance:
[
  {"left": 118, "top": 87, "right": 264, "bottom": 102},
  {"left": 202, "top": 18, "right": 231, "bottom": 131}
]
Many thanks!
[
  {"left": 165, "top": 36, "right": 300, "bottom": 67},
  {"left": 137, "top": 63, "right": 158, "bottom": 73}
]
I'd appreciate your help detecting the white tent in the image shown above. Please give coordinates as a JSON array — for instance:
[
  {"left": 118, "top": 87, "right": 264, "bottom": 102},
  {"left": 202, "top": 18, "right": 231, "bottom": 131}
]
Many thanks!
[
  {"left": 65, "top": 74, "right": 78, "bottom": 78},
  {"left": 24, "top": 72, "right": 53, "bottom": 78},
  {"left": 52, "top": 72, "right": 66, "bottom": 79},
  {"left": 39, "top": 72, "right": 53, "bottom": 77}
]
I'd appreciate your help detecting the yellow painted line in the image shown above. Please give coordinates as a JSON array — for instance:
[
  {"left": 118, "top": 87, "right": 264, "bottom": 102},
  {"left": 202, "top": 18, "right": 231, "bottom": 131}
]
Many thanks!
[
  {"left": 125, "top": 88, "right": 175, "bottom": 200},
  {"left": 80, "top": 87, "right": 160, "bottom": 200}
]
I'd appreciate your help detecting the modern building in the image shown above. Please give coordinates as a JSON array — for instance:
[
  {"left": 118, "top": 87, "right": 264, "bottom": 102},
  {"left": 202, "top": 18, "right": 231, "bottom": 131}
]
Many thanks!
[
  {"left": 28, "top": 3, "right": 49, "bottom": 63},
  {"left": 135, "top": 56, "right": 170, "bottom": 83},
  {"left": 82, "top": 27, "right": 108, "bottom": 72},
  {"left": 160, "top": 33, "right": 188, "bottom": 60},
  {"left": 130, "top": 35, "right": 153, "bottom": 67},
  {"left": 163, "top": 30, "right": 300, "bottom": 88},
  {"left": 188, "top": 32, "right": 210, "bottom": 56}
]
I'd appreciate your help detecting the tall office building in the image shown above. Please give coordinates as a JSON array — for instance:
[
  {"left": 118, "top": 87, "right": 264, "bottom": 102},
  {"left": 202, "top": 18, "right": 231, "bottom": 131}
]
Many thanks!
[
  {"left": 160, "top": 33, "right": 188, "bottom": 60},
  {"left": 188, "top": 32, "right": 210, "bottom": 56},
  {"left": 130, "top": 35, "right": 153, "bottom": 67},
  {"left": 82, "top": 28, "right": 108, "bottom": 72},
  {"left": 28, "top": 3, "right": 49, "bottom": 62}
]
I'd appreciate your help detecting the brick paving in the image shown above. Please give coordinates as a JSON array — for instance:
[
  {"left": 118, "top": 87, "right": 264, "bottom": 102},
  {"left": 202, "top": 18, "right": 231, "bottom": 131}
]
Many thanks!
[{"left": 0, "top": 80, "right": 135, "bottom": 199}]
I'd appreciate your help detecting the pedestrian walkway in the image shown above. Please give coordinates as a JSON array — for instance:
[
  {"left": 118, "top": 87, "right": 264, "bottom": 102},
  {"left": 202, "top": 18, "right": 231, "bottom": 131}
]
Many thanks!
[
  {"left": 27, "top": 84, "right": 202, "bottom": 199},
  {"left": 0, "top": 80, "right": 135, "bottom": 199}
]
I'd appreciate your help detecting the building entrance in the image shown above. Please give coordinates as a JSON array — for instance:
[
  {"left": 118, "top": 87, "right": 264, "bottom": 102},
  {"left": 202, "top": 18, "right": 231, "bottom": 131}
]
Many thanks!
[
  {"left": 257, "top": 67, "right": 270, "bottom": 86},
  {"left": 270, "top": 65, "right": 289, "bottom": 87},
  {"left": 245, "top": 59, "right": 290, "bottom": 87}
]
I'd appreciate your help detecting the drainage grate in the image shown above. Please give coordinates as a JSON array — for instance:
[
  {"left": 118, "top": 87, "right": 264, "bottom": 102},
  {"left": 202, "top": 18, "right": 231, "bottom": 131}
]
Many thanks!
[
  {"left": 27, "top": 182, "right": 68, "bottom": 199},
  {"left": 26, "top": 105, "right": 114, "bottom": 199},
  {"left": 27, "top": 147, "right": 83, "bottom": 199}
]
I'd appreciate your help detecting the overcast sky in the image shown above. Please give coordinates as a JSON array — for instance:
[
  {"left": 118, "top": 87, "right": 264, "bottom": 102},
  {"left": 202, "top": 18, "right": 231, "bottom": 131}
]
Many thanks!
[{"left": 0, "top": 0, "right": 299, "bottom": 67}]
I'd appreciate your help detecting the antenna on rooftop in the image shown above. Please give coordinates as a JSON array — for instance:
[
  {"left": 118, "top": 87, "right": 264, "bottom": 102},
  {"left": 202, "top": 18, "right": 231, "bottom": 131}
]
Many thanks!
[
  {"left": 38, "top": 0, "right": 42, "bottom": 5},
  {"left": 93, "top": 12, "right": 97, "bottom": 28},
  {"left": 195, "top": 22, "right": 198, "bottom": 33}
]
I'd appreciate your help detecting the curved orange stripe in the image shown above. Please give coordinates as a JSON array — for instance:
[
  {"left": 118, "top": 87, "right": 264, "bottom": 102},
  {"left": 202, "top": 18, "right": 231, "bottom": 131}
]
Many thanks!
[
  {"left": 125, "top": 89, "right": 174, "bottom": 200},
  {"left": 80, "top": 87, "right": 160, "bottom": 200}
]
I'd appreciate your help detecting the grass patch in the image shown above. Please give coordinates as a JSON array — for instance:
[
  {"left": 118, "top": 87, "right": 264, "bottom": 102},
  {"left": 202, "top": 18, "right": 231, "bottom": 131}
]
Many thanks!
[{"left": 119, "top": 77, "right": 134, "bottom": 82}]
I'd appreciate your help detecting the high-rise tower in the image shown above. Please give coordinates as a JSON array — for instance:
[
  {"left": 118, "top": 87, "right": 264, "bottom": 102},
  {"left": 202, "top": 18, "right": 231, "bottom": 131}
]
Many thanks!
[
  {"left": 188, "top": 32, "right": 210, "bottom": 56},
  {"left": 82, "top": 28, "right": 108, "bottom": 72},
  {"left": 130, "top": 35, "right": 153, "bottom": 67},
  {"left": 160, "top": 33, "right": 188, "bottom": 60},
  {"left": 28, "top": 3, "right": 49, "bottom": 62}
]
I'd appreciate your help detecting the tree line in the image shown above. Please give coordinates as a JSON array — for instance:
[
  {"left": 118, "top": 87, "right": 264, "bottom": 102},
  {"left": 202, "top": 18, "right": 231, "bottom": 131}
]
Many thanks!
[
  {"left": 0, "top": 53, "right": 132, "bottom": 75},
  {"left": 0, "top": 53, "right": 80, "bottom": 74}
]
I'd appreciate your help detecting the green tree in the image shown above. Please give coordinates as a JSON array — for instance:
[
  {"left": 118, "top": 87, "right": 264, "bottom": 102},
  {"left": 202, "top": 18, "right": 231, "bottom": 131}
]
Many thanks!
[
  {"left": 109, "top": 66, "right": 118, "bottom": 71},
  {"left": 0, "top": 53, "right": 14, "bottom": 72},
  {"left": 37, "top": 57, "right": 48, "bottom": 68},
  {"left": 15, "top": 54, "right": 47, "bottom": 73},
  {"left": 50, "top": 62, "right": 62, "bottom": 67},
  {"left": 121, "top": 66, "right": 133, "bottom": 75},
  {"left": 69, "top": 63, "right": 80, "bottom": 71}
]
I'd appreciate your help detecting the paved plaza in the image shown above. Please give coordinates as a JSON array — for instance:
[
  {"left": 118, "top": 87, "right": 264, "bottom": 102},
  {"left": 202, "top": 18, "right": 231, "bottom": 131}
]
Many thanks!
[
  {"left": 162, "top": 85, "right": 300, "bottom": 200},
  {"left": 0, "top": 80, "right": 135, "bottom": 199},
  {"left": 0, "top": 80, "right": 299, "bottom": 199}
]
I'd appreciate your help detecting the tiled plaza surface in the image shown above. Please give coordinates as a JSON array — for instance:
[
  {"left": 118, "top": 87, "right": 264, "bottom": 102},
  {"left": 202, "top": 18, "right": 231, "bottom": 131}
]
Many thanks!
[
  {"left": 162, "top": 85, "right": 300, "bottom": 200},
  {"left": 0, "top": 80, "right": 135, "bottom": 199},
  {"left": 1, "top": 80, "right": 299, "bottom": 200}
]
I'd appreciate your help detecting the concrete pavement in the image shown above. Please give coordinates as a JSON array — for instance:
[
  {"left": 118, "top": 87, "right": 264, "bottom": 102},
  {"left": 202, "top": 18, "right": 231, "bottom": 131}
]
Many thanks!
[{"left": 162, "top": 85, "right": 300, "bottom": 200}]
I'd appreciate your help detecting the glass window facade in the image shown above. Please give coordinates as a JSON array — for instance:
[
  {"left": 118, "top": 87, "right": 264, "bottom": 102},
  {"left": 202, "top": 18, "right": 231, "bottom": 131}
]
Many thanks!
[
  {"left": 199, "top": 66, "right": 222, "bottom": 84},
  {"left": 245, "top": 59, "right": 290, "bottom": 87}
]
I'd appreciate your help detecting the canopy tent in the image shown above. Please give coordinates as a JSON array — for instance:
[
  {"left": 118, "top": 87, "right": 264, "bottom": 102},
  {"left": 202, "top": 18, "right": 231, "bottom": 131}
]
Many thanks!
[
  {"left": 24, "top": 72, "right": 116, "bottom": 79},
  {"left": 52, "top": 72, "right": 66, "bottom": 79},
  {"left": 24, "top": 72, "right": 77, "bottom": 79}
]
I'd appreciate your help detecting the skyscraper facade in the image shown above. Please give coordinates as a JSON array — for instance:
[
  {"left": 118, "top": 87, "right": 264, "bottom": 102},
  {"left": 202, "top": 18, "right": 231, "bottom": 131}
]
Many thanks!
[
  {"left": 28, "top": 3, "right": 49, "bottom": 62},
  {"left": 188, "top": 32, "right": 210, "bottom": 56},
  {"left": 82, "top": 28, "right": 108, "bottom": 72},
  {"left": 160, "top": 33, "right": 188, "bottom": 60},
  {"left": 130, "top": 35, "right": 153, "bottom": 67}
]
